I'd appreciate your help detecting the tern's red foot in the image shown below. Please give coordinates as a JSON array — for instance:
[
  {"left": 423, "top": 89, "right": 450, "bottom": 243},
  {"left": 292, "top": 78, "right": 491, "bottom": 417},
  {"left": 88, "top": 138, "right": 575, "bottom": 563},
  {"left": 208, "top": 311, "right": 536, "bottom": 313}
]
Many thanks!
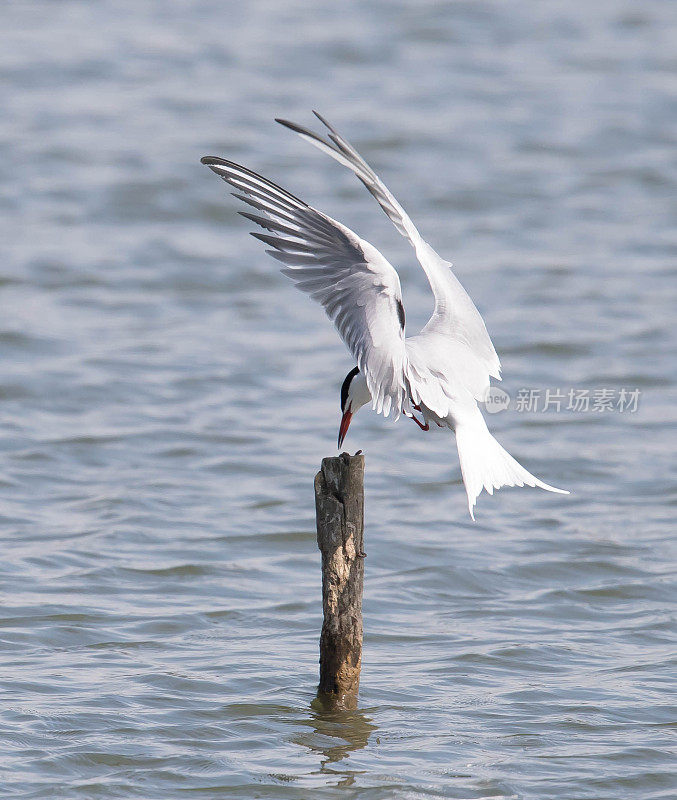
[{"left": 410, "top": 414, "right": 429, "bottom": 432}]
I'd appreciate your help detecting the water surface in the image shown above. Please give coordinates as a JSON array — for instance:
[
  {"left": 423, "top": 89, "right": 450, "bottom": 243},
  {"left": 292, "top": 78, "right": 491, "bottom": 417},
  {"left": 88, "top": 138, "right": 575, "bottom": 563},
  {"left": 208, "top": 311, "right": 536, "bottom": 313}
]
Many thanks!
[{"left": 1, "top": 1, "right": 675, "bottom": 798}]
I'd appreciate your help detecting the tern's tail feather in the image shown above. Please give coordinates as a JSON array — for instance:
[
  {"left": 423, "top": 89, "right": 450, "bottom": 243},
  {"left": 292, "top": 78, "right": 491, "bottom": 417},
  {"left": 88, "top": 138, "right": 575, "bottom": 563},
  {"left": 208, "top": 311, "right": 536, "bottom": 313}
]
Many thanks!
[{"left": 454, "top": 411, "right": 568, "bottom": 520}]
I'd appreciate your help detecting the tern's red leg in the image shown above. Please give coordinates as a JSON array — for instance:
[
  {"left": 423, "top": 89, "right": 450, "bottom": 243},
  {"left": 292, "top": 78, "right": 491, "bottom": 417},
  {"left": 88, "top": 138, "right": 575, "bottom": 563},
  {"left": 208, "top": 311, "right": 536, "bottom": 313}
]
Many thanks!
[
  {"left": 410, "top": 414, "right": 429, "bottom": 432},
  {"left": 408, "top": 402, "right": 429, "bottom": 431}
]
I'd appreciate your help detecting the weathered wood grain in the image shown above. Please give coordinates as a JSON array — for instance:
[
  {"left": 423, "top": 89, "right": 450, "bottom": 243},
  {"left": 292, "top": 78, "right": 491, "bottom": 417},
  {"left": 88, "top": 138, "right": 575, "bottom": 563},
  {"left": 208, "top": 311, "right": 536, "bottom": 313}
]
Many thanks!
[{"left": 314, "top": 452, "right": 365, "bottom": 710}]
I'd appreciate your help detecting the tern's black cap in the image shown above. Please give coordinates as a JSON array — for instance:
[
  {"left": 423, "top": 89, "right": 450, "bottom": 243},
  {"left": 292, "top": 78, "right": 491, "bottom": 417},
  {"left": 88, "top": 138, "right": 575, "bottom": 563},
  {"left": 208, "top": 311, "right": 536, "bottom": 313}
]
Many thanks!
[{"left": 340, "top": 367, "right": 360, "bottom": 411}]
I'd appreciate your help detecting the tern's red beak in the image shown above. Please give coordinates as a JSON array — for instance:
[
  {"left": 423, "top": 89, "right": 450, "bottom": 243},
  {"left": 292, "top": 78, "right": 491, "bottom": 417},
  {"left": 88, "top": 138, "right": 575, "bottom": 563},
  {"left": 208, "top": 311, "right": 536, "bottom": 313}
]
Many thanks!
[{"left": 337, "top": 407, "right": 353, "bottom": 449}]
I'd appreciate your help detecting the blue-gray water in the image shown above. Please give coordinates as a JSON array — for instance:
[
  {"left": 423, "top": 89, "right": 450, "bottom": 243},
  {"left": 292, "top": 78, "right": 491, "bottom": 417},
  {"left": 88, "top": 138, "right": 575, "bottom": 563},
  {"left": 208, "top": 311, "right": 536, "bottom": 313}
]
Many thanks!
[{"left": 1, "top": 1, "right": 675, "bottom": 798}]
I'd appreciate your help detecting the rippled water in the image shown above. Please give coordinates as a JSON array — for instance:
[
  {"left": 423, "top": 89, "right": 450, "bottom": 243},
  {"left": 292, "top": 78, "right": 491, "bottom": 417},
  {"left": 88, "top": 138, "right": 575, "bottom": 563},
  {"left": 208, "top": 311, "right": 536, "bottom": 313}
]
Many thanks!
[{"left": 2, "top": 1, "right": 675, "bottom": 797}]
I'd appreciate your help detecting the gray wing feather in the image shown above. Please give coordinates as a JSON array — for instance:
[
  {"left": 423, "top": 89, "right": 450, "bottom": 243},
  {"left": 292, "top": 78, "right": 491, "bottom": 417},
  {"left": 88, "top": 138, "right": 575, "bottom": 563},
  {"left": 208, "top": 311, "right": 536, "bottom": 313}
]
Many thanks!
[
  {"left": 276, "top": 114, "right": 502, "bottom": 393},
  {"left": 201, "top": 156, "right": 410, "bottom": 419},
  {"left": 276, "top": 112, "right": 420, "bottom": 246}
]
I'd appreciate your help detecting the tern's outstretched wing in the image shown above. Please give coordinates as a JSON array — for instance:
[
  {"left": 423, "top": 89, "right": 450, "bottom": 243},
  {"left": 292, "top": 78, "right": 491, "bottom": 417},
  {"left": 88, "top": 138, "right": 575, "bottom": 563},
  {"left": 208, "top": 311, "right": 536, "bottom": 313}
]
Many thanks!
[
  {"left": 276, "top": 112, "right": 422, "bottom": 249},
  {"left": 201, "top": 156, "right": 410, "bottom": 419},
  {"left": 276, "top": 113, "right": 502, "bottom": 393}
]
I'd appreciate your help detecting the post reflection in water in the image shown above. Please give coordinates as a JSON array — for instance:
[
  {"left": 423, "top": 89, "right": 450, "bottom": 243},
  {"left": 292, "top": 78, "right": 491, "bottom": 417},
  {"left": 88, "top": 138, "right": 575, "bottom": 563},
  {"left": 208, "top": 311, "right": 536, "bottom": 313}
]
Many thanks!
[{"left": 292, "top": 698, "right": 378, "bottom": 782}]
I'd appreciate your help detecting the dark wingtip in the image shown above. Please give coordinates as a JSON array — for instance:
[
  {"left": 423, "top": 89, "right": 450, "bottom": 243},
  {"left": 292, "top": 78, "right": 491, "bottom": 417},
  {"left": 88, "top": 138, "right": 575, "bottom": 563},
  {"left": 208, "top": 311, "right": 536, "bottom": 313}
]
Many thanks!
[
  {"left": 312, "top": 110, "right": 334, "bottom": 131},
  {"left": 275, "top": 117, "right": 307, "bottom": 135},
  {"left": 396, "top": 298, "right": 406, "bottom": 331},
  {"left": 201, "top": 156, "right": 229, "bottom": 168}
]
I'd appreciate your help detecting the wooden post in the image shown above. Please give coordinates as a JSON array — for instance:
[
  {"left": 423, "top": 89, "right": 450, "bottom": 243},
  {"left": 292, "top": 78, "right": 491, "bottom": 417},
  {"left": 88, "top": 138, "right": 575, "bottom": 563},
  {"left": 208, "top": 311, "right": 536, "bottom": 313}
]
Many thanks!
[{"left": 314, "top": 452, "right": 365, "bottom": 710}]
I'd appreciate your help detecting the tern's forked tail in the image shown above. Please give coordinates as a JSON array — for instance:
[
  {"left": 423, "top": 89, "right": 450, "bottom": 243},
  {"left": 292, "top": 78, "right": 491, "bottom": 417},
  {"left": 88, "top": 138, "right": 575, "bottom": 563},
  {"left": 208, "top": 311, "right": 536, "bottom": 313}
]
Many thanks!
[{"left": 454, "top": 408, "right": 568, "bottom": 519}]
